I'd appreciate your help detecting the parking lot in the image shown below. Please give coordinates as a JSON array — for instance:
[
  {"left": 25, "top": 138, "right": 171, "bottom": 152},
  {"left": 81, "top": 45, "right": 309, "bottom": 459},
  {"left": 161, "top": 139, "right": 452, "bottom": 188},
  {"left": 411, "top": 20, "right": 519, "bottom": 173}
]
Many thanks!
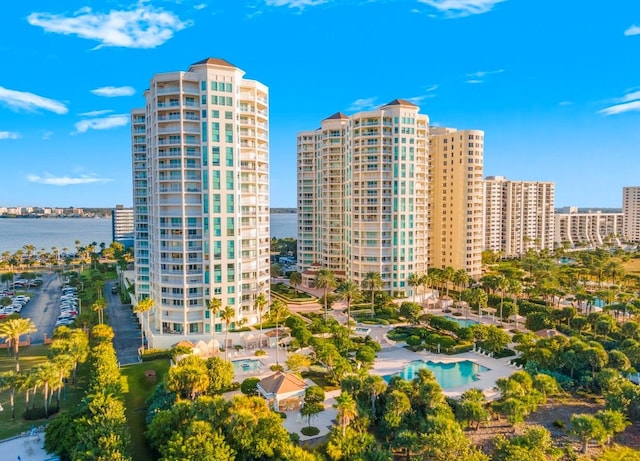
[{"left": 13, "top": 273, "right": 62, "bottom": 344}]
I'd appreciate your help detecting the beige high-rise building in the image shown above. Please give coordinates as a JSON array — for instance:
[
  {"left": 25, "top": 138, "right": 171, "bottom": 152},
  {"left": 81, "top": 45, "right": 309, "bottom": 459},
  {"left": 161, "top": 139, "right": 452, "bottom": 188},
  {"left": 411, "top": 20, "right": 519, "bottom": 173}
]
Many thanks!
[
  {"left": 298, "top": 101, "right": 484, "bottom": 292},
  {"left": 555, "top": 207, "right": 622, "bottom": 248},
  {"left": 483, "top": 176, "right": 555, "bottom": 257},
  {"left": 623, "top": 187, "right": 640, "bottom": 242},
  {"left": 429, "top": 127, "right": 484, "bottom": 278},
  {"left": 297, "top": 100, "right": 430, "bottom": 296},
  {"left": 131, "top": 58, "right": 270, "bottom": 347}
]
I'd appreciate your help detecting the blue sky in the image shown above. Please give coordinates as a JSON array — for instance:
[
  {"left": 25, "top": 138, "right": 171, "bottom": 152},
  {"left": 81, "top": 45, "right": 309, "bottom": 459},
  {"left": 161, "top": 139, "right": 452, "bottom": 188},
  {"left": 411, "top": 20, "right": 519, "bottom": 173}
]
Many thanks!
[{"left": 0, "top": 0, "right": 639, "bottom": 209}]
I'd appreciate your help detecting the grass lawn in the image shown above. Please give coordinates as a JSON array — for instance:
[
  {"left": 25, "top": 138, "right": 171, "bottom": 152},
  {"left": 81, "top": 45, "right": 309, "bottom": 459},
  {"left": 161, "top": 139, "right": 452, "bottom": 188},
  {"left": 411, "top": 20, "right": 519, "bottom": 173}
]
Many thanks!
[
  {"left": 0, "top": 344, "right": 90, "bottom": 440},
  {"left": 120, "top": 359, "right": 170, "bottom": 461},
  {"left": 622, "top": 258, "right": 640, "bottom": 275}
]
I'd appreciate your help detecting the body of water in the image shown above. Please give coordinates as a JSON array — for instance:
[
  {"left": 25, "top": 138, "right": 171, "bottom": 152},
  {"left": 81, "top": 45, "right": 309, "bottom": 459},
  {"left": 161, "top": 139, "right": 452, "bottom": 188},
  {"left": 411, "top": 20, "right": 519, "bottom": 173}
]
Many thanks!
[
  {"left": 384, "top": 359, "right": 490, "bottom": 389},
  {"left": 270, "top": 213, "right": 297, "bottom": 239},
  {"left": 0, "top": 218, "right": 113, "bottom": 254},
  {"left": 444, "top": 316, "right": 480, "bottom": 328},
  {"left": 0, "top": 213, "right": 298, "bottom": 254}
]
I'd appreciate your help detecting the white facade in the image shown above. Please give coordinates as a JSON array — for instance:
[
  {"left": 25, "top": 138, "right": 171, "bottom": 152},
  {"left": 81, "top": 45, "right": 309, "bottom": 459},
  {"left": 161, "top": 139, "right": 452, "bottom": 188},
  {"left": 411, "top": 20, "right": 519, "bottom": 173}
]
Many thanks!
[
  {"left": 623, "top": 187, "right": 640, "bottom": 242},
  {"left": 297, "top": 100, "right": 429, "bottom": 295},
  {"left": 483, "top": 176, "right": 555, "bottom": 257},
  {"left": 131, "top": 58, "right": 270, "bottom": 344},
  {"left": 555, "top": 208, "right": 622, "bottom": 248},
  {"left": 112, "top": 204, "right": 134, "bottom": 243}
]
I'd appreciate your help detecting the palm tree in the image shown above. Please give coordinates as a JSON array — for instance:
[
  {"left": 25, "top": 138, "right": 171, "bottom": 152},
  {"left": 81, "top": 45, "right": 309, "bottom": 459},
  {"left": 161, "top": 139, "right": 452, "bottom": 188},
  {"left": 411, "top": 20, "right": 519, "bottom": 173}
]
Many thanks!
[
  {"left": 0, "top": 371, "right": 25, "bottom": 419},
  {"left": 335, "top": 391, "right": 358, "bottom": 437},
  {"left": 0, "top": 318, "right": 37, "bottom": 372},
  {"left": 50, "top": 328, "right": 89, "bottom": 384},
  {"left": 314, "top": 268, "right": 337, "bottom": 324},
  {"left": 363, "top": 271, "right": 383, "bottom": 317},
  {"left": 92, "top": 297, "right": 107, "bottom": 324},
  {"left": 206, "top": 297, "right": 222, "bottom": 348},
  {"left": 497, "top": 275, "right": 510, "bottom": 325},
  {"left": 268, "top": 299, "right": 290, "bottom": 365},
  {"left": 442, "top": 266, "right": 455, "bottom": 297},
  {"left": 407, "top": 273, "right": 419, "bottom": 303},
  {"left": 289, "top": 271, "right": 302, "bottom": 290},
  {"left": 337, "top": 280, "right": 361, "bottom": 334},
  {"left": 254, "top": 293, "right": 268, "bottom": 351},
  {"left": 31, "top": 362, "right": 60, "bottom": 418},
  {"left": 221, "top": 306, "right": 236, "bottom": 360},
  {"left": 134, "top": 297, "right": 155, "bottom": 351}
]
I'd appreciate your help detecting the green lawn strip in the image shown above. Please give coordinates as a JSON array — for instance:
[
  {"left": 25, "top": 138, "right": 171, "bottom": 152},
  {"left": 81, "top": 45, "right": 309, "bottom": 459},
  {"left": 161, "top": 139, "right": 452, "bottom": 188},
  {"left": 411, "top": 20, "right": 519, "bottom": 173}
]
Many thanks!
[
  {"left": 0, "top": 344, "right": 90, "bottom": 440},
  {"left": 120, "top": 359, "right": 170, "bottom": 461}
]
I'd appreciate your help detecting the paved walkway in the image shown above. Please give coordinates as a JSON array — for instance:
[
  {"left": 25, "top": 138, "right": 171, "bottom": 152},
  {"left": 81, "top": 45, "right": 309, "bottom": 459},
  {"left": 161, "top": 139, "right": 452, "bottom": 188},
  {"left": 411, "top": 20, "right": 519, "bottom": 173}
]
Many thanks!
[
  {"left": 0, "top": 432, "right": 57, "bottom": 461},
  {"left": 105, "top": 282, "right": 141, "bottom": 365}
]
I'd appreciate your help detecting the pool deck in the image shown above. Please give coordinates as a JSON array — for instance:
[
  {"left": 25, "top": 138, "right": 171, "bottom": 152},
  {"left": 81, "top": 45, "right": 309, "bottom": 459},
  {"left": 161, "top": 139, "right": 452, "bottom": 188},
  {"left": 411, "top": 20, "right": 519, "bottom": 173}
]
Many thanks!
[{"left": 371, "top": 347, "right": 515, "bottom": 400}]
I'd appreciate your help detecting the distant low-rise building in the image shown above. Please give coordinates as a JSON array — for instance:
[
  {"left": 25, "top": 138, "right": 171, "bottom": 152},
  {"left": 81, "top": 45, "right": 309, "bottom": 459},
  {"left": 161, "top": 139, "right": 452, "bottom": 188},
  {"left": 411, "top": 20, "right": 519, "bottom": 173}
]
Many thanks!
[
  {"left": 555, "top": 207, "right": 623, "bottom": 248},
  {"left": 112, "top": 204, "right": 134, "bottom": 248}
]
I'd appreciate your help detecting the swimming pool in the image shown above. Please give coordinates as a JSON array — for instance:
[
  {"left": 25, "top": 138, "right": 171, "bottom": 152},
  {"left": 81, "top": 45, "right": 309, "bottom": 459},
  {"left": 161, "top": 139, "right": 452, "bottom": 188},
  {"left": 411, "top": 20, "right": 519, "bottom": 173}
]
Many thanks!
[
  {"left": 384, "top": 360, "right": 490, "bottom": 389},
  {"left": 444, "top": 316, "right": 479, "bottom": 328},
  {"left": 232, "top": 359, "right": 263, "bottom": 373}
]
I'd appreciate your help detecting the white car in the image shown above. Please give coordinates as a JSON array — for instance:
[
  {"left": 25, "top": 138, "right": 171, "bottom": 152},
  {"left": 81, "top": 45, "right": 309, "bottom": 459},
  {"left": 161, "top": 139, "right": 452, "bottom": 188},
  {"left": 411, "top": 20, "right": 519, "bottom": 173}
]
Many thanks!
[
  {"left": 11, "top": 303, "right": 23, "bottom": 313},
  {"left": 14, "top": 295, "right": 30, "bottom": 303}
]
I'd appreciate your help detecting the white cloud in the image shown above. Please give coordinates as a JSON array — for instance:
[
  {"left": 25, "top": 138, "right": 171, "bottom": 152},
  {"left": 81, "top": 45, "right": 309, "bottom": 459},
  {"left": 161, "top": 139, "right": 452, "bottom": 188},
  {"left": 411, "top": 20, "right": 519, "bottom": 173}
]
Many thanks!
[
  {"left": 91, "top": 86, "right": 135, "bottom": 97},
  {"left": 79, "top": 109, "right": 114, "bottom": 117},
  {"left": 265, "top": 0, "right": 329, "bottom": 7},
  {"left": 42, "top": 131, "right": 53, "bottom": 140},
  {"left": 194, "top": 3, "right": 207, "bottom": 10},
  {"left": 417, "top": 0, "right": 506, "bottom": 17},
  {"left": 347, "top": 97, "right": 377, "bottom": 111},
  {"left": 625, "top": 25, "right": 640, "bottom": 36},
  {"left": 465, "top": 69, "right": 503, "bottom": 84},
  {"left": 425, "top": 84, "right": 439, "bottom": 92},
  {"left": 27, "top": 173, "right": 113, "bottom": 186},
  {"left": 73, "top": 114, "right": 129, "bottom": 134},
  {"left": 27, "top": 4, "right": 190, "bottom": 49},
  {"left": 0, "top": 86, "right": 68, "bottom": 114},
  {"left": 0, "top": 131, "right": 20, "bottom": 140},
  {"left": 558, "top": 101, "right": 573, "bottom": 106},
  {"left": 599, "top": 90, "right": 640, "bottom": 115}
]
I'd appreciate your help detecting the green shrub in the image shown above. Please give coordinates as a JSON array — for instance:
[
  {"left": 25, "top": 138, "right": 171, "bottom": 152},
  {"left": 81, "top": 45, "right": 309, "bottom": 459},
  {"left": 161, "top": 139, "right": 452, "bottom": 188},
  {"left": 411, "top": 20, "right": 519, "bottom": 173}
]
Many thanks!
[
  {"left": 255, "top": 349, "right": 267, "bottom": 356},
  {"left": 553, "top": 419, "right": 565, "bottom": 429},
  {"left": 24, "top": 405, "right": 59, "bottom": 420},
  {"left": 271, "top": 364, "right": 284, "bottom": 372},
  {"left": 301, "top": 426, "right": 320, "bottom": 436},
  {"left": 141, "top": 349, "right": 172, "bottom": 361},
  {"left": 241, "top": 377, "right": 261, "bottom": 395},
  {"left": 406, "top": 335, "right": 422, "bottom": 346}
]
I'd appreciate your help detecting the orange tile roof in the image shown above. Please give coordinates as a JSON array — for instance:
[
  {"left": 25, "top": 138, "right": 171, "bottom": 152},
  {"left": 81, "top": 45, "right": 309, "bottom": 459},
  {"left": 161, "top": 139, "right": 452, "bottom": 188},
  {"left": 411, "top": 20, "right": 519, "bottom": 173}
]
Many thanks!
[{"left": 258, "top": 371, "right": 307, "bottom": 395}]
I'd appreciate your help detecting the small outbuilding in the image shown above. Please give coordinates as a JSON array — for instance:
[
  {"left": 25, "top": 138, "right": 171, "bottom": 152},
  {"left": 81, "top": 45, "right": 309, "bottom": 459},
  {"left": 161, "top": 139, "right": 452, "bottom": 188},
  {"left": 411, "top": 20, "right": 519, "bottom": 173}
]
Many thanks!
[{"left": 257, "top": 371, "right": 308, "bottom": 411}]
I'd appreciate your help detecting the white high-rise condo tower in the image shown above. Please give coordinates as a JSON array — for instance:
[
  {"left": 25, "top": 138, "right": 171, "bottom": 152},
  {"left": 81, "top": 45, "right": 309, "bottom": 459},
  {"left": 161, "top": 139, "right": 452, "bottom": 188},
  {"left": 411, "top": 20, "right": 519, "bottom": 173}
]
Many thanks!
[{"left": 132, "top": 58, "right": 270, "bottom": 348}]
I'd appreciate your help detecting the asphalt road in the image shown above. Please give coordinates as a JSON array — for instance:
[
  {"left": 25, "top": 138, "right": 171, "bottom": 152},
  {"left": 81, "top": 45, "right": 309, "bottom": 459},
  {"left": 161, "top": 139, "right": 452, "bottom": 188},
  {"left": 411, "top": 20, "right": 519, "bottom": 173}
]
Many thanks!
[
  {"left": 20, "top": 272, "right": 61, "bottom": 344},
  {"left": 105, "top": 281, "right": 142, "bottom": 365}
]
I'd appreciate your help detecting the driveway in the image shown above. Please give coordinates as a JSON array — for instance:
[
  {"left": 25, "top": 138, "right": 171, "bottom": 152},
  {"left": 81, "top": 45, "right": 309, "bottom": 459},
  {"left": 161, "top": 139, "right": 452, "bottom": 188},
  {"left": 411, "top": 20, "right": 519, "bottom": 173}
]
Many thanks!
[
  {"left": 19, "top": 272, "right": 61, "bottom": 344},
  {"left": 105, "top": 282, "right": 141, "bottom": 365}
]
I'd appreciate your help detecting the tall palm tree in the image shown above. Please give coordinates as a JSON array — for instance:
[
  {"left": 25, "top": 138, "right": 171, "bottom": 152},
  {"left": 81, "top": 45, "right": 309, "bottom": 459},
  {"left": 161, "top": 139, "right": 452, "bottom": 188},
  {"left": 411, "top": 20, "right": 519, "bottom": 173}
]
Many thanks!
[
  {"left": 337, "top": 280, "right": 361, "bottom": 334},
  {"left": 363, "top": 271, "right": 383, "bottom": 317},
  {"left": 407, "top": 273, "right": 419, "bottom": 303},
  {"left": 497, "top": 275, "right": 510, "bottom": 325},
  {"left": 92, "top": 298, "right": 107, "bottom": 324},
  {"left": 314, "top": 268, "right": 337, "bottom": 324},
  {"left": 268, "top": 299, "right": 290, "bottom": 365},
  {"left": 221, "top": 305, "right": 236, "bottom": 360},
  {"left": 134, "top": 297, "right": 155, "bottom": 350},
  {"left": 51, "top": 327, "right": 89, "bottom": 384},
  {"left": 206, "top": 297, "right": 222, "bottom": 348},
  {"left": 443, "top": 266, "right": 455, "bottom": 297},
  {"left": 254, "top": 293, "right": 268, "bottom": 351},
  {"left": 453, "top": 269, "right": 470, "bottom": 302},
  {"left": 0, "top": 318, "right": 37, "bottom": 372},
  {"left": 0, "top": 371, "right": 25, "bottom": 419},
  {"left": 335, "top": 391, "right": 358, "bottom": 437},
  {"left": 31, "top": 362, "right": 60, "bottom": 418}
]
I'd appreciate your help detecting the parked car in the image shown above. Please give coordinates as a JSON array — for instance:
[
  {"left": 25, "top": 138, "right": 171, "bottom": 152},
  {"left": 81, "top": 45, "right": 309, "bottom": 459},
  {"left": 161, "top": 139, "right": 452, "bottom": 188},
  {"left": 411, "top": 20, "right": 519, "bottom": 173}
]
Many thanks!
[
  {"left": 13, "top": 295, "right": 30, "bottom": 303},
  {"left": 111, "top": 286, "right": 118, "bottom": 294}
]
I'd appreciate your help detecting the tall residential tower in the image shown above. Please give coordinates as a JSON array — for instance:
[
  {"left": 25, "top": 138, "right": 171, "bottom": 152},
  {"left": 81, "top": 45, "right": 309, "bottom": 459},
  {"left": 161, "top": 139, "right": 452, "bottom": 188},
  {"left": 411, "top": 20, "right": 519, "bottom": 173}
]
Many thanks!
[
  {"left": 297, "top": 100, "right": 484, "bottom": 293},
  {"left": 623, "top": 187, "right": 640, "bottom": 242},
  {"left": 483, "top": 176, "right": 555, "bottom": 257},
  {"left": 131, "top": 58, "right": 270, "bottom": 347}
]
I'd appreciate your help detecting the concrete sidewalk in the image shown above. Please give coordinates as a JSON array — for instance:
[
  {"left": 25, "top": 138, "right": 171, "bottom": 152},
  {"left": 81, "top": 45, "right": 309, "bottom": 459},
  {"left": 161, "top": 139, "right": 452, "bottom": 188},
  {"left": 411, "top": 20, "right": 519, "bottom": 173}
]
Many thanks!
[{"left": 0, "top": 432, "right": 57, "bottom": 461}]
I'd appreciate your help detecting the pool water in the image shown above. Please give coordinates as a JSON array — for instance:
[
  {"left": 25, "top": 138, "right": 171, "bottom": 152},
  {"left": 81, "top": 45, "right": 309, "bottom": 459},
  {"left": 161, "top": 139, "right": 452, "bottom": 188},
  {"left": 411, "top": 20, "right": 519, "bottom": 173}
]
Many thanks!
[
  {"left": 444, "top": 316, "right": 479, "bottom": 328},
  {"left": 232, "top": 359, "right": 263, "bottom": 372},
  {"left": 384, "top": 360, "right": 490, "bottom": 389},
  {"left": 594, "top": 298, "right": 605, "bottom": 308}
]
